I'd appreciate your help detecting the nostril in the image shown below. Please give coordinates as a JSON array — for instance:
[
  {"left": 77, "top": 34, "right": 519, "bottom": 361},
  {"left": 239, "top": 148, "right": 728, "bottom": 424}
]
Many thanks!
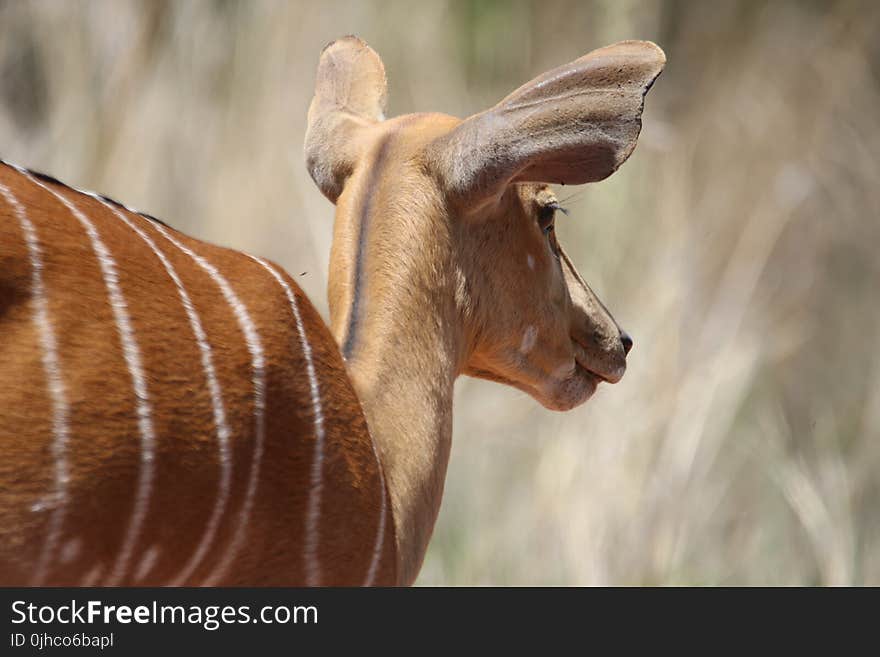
[{"left": 620, "top": 330, "right": 634, "bottom": 356}]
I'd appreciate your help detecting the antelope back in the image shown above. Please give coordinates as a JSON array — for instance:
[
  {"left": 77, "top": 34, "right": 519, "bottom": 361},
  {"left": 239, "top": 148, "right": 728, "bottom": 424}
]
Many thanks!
[{"left": 0, "top": 162, "right": 395, "bottom": 586}]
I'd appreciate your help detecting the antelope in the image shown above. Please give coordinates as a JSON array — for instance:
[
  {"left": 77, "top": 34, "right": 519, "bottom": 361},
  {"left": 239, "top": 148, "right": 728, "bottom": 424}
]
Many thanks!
[{"left": 0, "top": 36, "right": 664, "bottom": 586}]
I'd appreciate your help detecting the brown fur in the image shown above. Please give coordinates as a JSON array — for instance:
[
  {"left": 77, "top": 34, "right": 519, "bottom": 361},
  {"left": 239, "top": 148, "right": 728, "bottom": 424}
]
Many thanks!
[
  {"left": 0, "top": 165, "right": 394, "bottom": 585},
  {"left": 0, "top": 35, "right": 663, "bottom": 587}
]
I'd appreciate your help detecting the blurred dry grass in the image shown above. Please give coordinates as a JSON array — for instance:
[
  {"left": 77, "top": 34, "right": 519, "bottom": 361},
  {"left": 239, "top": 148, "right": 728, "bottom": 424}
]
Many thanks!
[{"left": 1, "top": 0, "right": 878, "bottom": 585}]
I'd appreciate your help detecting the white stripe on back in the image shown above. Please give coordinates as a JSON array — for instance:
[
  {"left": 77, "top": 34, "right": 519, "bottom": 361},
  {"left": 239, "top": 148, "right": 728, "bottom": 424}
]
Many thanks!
[
  {"left": 249, "top": 256, "right": 387, "bottom": 586},
  {"left": 0, "top": 180, "right": 72, "bottom": 586},
  {"left": 247, "top": 256, "right": 327, "bottom": 585},
  {"left": 98, "top": 202, "right": 234, "bottom": 586},
  {"left": 20, "top": 172, "right": 158, "bottom": 586},
  {"left": 149, "top": 222, "right": 266, "bottom": 587},
  {"left": 79, "top": 562, "right": 104, "bottom": 587}
]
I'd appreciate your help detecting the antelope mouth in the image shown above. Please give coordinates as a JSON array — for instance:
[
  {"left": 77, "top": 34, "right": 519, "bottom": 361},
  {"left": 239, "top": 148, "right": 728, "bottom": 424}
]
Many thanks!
[
  {"left": 574, "top": 359, "right": 604, "bottom": 383},
  {"left": 573, "top": 358, "right": 614, "bottom": 386},
  {"left": 571, "top": 339, "right": 625, "bottom": 385}
]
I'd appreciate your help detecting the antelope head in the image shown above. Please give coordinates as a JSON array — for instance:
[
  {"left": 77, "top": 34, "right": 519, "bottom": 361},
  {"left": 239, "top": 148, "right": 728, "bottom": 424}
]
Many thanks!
[{"left": 305, "top": 36, "right": 664, "bottom": 412}]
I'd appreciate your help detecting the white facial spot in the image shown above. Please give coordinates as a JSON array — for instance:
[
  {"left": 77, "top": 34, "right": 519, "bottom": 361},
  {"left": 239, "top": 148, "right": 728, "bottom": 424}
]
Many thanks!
[
  {"left": 520, "top": 326, "right": 538, "bottom": 354},
  {"left": 526, "top": 254, "right": 535, "bottom": 270},
  {"left": 134, "top": 545, "right": 161, "bottom": 582},
  {"left": 60, "top": 537, "right": 83, "bottom": 564}
]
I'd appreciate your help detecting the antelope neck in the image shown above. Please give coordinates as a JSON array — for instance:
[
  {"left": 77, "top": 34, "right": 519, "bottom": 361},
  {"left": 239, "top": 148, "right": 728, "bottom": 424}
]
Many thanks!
[{"left": 333, "top": 162, "right": 465, "bottom": 585}]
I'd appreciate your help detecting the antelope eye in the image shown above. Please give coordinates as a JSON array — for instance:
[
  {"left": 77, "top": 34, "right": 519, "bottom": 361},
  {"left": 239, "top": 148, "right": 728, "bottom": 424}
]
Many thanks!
[{"left": 537, "top": 204, "right": 556, "bottom": 234}]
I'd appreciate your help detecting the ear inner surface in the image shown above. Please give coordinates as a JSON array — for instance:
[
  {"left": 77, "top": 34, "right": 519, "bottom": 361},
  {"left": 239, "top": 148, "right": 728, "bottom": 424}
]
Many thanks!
[{"left": 429, "top": 40, "right": 666, "bottom": 206}]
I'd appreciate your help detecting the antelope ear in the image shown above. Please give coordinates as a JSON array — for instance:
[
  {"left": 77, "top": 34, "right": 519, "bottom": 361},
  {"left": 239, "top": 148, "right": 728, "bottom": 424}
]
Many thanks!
[
  {"left": 430, "top": 40, "right": 665, "bottom": 204},
  {"left": 304, "top": 35, "right": 387, "bottom": 203}
]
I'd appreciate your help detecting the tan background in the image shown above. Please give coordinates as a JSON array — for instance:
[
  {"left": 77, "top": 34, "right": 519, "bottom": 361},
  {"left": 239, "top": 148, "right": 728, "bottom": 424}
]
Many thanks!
[{"left": 1, "top": 0, "right": 878, "bottom": 584}]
